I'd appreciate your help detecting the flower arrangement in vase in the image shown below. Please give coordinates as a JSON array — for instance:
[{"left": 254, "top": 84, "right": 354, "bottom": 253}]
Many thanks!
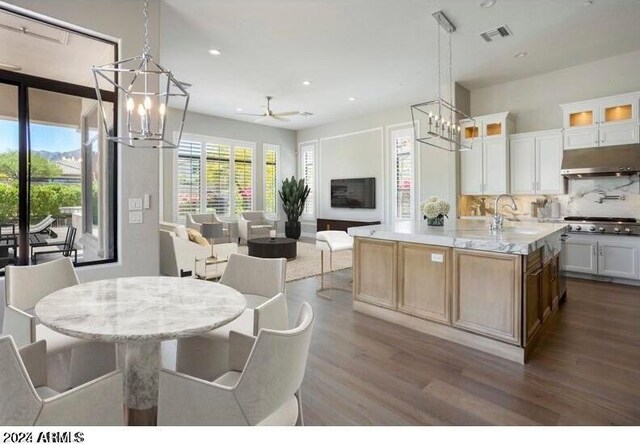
[{"left": 420, "top": 196, "right": 450, "bottom": 226}]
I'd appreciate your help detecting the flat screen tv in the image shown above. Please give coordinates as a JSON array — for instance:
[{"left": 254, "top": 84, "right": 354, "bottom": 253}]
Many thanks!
[{"left": 331, "top": 177, "right": 376, "bottom": 209}]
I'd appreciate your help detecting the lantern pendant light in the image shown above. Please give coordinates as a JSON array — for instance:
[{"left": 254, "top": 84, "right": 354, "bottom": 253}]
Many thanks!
[
  {"left": 411, "top": 10, "right": 475, "bottom": 152},
  {"left": 92, "top": 0, "right": 190, "bottom": 148}
]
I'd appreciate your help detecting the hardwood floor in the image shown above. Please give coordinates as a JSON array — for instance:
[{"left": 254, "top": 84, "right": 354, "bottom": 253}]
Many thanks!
[{"left": 286, "top": 271, "right": 640, "bottom": 425}]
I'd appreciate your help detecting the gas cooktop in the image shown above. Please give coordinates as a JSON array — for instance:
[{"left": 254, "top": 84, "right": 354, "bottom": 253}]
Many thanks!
[{"left": 564, "top": 216, "right": 640, "bottom": 235}]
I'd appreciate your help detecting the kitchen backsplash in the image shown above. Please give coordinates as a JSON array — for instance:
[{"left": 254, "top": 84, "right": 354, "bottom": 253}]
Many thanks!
[{"left": 459, "top": 176, "right": 640, "bottom": 219}]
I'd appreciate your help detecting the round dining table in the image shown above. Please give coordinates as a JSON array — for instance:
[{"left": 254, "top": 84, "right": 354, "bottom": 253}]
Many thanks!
[{"left": 35, "top": 276, "right": 246, "bottom": 425}]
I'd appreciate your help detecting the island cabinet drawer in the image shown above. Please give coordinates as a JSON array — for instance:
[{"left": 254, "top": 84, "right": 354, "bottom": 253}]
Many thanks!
[
  {"left": 397, "top": 243, "right": 451, "bottom": 325},
  {"left": 353, "top": 238, "right": 397, "bottom": 309},
  {"left": 452, "top": 249, "right": 522, "bottom": 345}
]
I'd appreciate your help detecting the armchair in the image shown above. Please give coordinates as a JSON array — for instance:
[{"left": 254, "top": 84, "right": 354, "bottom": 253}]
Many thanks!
[
  {"left": 0, "top": 336, "right": 124, "bottom": 426},
  {"left": 158, "top": 303, "right": 314, "bottom": 426},
  {"left": 238, "top": 211, "right": 276, "bottom": 244},
  {"left": 159, "top": 222, "right": 237, "bottom": 279},
  {"left": 186, "top": 213, "right": 230, "bottom": 243}
]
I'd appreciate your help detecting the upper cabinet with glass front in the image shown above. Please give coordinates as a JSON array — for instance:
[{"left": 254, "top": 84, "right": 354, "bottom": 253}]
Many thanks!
[{"left": 561, "top": 92, "right": 640, "bottom": 149}]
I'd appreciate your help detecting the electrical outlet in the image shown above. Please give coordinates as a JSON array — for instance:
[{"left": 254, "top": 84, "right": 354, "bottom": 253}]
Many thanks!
[
  {"left": 128, "top": 198, "right": 143, "bottom": 210},
  {"left": 431, "top": 253, "right": 444, "bottom": 263},
  {"left": 129, "top": 211, "right": 143, "bottom": 224}
]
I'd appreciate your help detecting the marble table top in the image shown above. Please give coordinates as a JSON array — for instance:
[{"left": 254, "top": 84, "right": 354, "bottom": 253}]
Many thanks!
[
  {"left": 348, "top": 219, "right": 568, "bottom": 255},
  {"left": 35, "top": 276, "right": 246, "bottom": 342}
]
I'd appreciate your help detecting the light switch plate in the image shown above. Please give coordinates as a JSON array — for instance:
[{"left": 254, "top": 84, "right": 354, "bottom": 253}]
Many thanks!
[
  {"left": 143, "top": 194, "right": 150, "bottom": 209},
  {"left": 128, "top": 198, "right": 143, "bottom": 211},
  {"left": 129, "top": 211, "right": 143, "bottom": 224},
  {"left": 431, "top": 253, "right": 444, "bottom": 263}
]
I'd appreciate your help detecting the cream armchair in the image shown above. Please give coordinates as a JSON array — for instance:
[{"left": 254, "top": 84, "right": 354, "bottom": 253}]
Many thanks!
[
  {"left": 2, "top": 258, "right": 116, "bottom": 391},
  {"left": 158, "top": 303, "right": 314, "bottom": 426},
  {"left": 186, "top": 213, "right": 230, "bottom": 243},
  {"left": 0, "top": 336, "right": 124, "bottom": 426},
  {"left": 238, "top": 211, "right": 276, "bottom": 244},
  {"left": 159, "top": 222, "right": 237, "bottom": 279}
]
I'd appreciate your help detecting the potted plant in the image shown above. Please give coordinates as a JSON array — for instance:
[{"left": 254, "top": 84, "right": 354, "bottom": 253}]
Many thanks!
[
  {"left": 420, "top": 196, "right": 450, "bottom": 226},
  {"left": 279, "top": 176, "right": 310, "bottom": 239}
]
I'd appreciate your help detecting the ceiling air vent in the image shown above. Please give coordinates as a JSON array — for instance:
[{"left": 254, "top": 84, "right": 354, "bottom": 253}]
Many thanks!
[{"left": 480, "top": 25, "right": 512, "bottom": 42}]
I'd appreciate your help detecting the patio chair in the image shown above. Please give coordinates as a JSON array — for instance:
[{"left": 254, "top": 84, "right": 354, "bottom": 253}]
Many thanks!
[
  {"left": 31, "top": 226, "right": 77, "bottom": 264},
  {"left": 29, "top": 215, "right": 57, "bottom": 238}
]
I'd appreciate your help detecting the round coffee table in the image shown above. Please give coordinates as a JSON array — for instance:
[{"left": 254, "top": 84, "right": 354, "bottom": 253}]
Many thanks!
[{"left": 247, "top": 237, "right": 297, "bottom": 260}]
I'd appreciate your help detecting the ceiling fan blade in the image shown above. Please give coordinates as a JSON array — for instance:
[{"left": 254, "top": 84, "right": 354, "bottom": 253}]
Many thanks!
[
  {"left": 237, "top": 112, "right": 266, "bottom": 117},
  {"left": 270, "top": 115, "right": 290, "bottom": 122},
  {"left": 299, "top": 111, "right": 314, "bottom": 117},
  {"left": 272, "top": 111, "right": 300, "bottom": 117}
]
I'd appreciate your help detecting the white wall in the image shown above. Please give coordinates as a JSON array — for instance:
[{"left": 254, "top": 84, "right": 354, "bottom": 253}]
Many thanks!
[
  {"left": 0, "top": 0, "right": 162, "bottom": 311},
  {"left": 470, "top": 50, "right": 640, "bottom": 133},
  {"left": 161, "top": 110, "right": 297, "bottom": 225},
  {"left": 297, "top": 102, "right": 460, "bottom": 235}
]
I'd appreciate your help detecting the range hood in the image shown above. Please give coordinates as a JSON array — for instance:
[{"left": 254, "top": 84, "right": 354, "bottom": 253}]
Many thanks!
[{"left": 561, "top": 143, "right": 640, "bottom": 178}]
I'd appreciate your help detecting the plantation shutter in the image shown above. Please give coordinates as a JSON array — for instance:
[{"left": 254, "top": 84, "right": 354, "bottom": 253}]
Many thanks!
[
  {"left": 394, "top": 133, "right": 414, "bottom": 220},
  {"left": 302, "top": 149, "right": 314, "bottom": 217},
  {"left": 177, "top": 140, "right": 201, "bottom": 217},
  {"left": 205, "top": 143, "right": 231, "bottom": 216},
  {"left": 234, "top": 146, "right": 253, "bottom": 214},
  {"left": 264, "top": 146, "right": 278, "bottom": 214}
]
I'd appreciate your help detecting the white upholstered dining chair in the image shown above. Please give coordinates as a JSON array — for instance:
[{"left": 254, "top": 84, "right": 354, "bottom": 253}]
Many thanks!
[
  {"left": 0, "top": 336, "right": 124, "bottom": 426},
  {"left": 158, "top": 302, "right": 314, "bottom": 426},
  {"left": 175, "top": 254, "right": 287, "bottom": 380},
  {"left": 2, "top": 257, "right": 116, "bottom": 391}
]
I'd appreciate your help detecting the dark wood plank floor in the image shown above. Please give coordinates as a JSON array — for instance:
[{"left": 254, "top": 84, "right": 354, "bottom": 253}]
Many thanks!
[{"left": 286, "top": 271, "right": 640, "bottom": 425}]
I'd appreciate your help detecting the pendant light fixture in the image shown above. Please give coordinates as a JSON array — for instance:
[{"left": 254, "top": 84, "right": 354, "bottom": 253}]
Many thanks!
[
  {"left": 92, "top": 0, "right": 190, "bottom": 148},
  {"left": 410, "top": 10, "right": 475, "bottom": 152}
]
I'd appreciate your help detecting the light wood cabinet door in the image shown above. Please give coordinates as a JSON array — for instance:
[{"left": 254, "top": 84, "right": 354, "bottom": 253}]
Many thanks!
[
  {"left": 354, "top": 238, "right": 397, "bottom": 309},
  {"left": 524, "top": 266, "right": 542, "bottom": 344},
  {"left": 452, "top": 249, "right": 521, "bottom": 345},
  {"left": 540, "top": 261, "right": 552, "bottom": 322},
  {"left": 397, "top": 243, "right": 450, "bottom": 324}
]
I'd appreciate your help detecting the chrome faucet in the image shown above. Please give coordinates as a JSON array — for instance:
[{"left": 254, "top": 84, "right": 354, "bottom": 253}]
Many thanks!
[{"left": 490, "top": 194, "right": 518, "bottom": 230}]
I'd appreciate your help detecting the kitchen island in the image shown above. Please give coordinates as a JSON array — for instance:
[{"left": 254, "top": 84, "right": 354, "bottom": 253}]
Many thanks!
[{"left": 347, "top": 219, "right": 567, "bottom": 363}]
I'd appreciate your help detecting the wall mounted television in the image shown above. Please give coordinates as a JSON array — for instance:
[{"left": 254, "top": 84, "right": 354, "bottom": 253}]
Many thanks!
[{"left": 330, "top": 177, "right": 376, "bottom": 209}]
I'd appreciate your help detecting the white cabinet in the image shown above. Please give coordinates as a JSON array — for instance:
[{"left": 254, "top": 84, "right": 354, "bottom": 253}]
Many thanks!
[
  {"left": 563, "top": 237, "right": 598, "bottom": 274},
  {"left": 509, "top": 130, "right": 564, "bottom": 195},
  {"left": 561, "top": 92, "right": 640, "bottom": 149},
  {"left": 460, "top": 141, "right": 483, "bottom": 195},
  {"left": 562, "top": 235, "right": 640, "bottom": 280},
  {"left": 482, "top": 139, "right": 509, "bottom": 195},
  {"left": 598, "top": 241, "right": 638, "bottom": 279},
  {"left": 460, "top": 112, "right": 513, "bottom": 196}
]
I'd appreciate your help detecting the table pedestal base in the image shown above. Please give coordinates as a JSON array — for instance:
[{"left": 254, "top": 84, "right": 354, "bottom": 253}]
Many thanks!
[{"left": 124, "top": 341, "right": 160, "bottom": 425}]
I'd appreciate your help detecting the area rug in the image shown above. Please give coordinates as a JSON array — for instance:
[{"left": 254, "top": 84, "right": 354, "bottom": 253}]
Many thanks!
[{"left": 238, "top": 241, "right": 352, "bottom": 282}]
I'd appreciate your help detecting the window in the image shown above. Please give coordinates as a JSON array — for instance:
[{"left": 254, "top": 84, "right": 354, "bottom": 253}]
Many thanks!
[
  {"left": 174, "top": 135, "right": 255, "bottom": 219},
  {"left": 299, "top": 142, "right": 316, "bottom": 218},
  {"left": 264, "top": 144, "right": 279, "bottom": 215},
  {"left": 177, "top": 140, "right": 202, "bottom": 218},
  {"left": 0, "top": 7, "right": 118, "bottom": 273},
  {"left": 392, "top": 128, "right": 414, "bottom": 220},
  {"left": 234, "top": 146, "right": 253, "bottom": 214}
]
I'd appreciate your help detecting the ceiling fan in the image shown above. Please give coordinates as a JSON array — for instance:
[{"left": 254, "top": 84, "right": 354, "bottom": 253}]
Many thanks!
[{"left": 236, "top": 96, "right": 313, "bottom": 122}]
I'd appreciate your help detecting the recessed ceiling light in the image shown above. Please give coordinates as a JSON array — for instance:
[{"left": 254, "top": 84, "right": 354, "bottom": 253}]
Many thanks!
[
  {"left": 479, "top": 0, "right": 496, "bottom": 8},
  {"left": 0, "top": 61, "right": 22, "bottom": 71},
  {"left": 236, "top": 108, "right": 243, "bottom": 112},
  {"left": 302, "top": 80, "right": 312, "bottom": 86},
  {"left": 348, "top": 97, "right": 357, "bottom": 102},
  {"left": 582, "top": 0, "right": 593, "bottom": 6},
  {"left": 514, "top": 51, "right": 528, "bottom": 58},
  {"left": 208, "top": 48, "right": 222, "bottom": 56}
]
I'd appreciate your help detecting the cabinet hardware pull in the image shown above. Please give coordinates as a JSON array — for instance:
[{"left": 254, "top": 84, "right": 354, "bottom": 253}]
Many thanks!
[{"left": 531, "top": 268, "right": 543, "bottom": 276}]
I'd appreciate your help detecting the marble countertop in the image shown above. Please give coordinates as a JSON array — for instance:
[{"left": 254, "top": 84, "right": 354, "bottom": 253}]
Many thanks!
[
  {"left": 35, "top": 276, "right": 247, "bottom": 342},
  {"left": 347, "top": 219, "right": 568, "bottom": 255}
]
